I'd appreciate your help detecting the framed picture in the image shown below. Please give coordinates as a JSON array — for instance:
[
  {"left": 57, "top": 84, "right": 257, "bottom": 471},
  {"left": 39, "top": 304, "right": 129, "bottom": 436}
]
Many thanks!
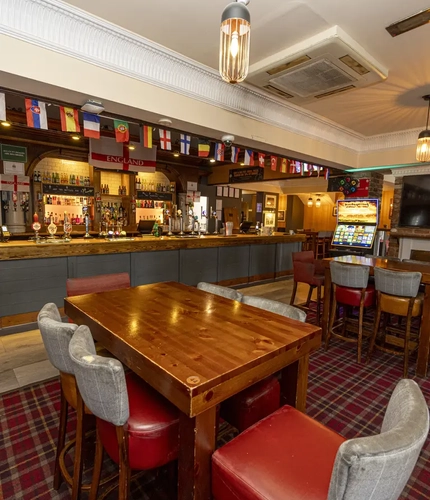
[
  {"left": 277, "top": 210, "right": 285, "bottom": 221},
  {"left": 229, "top": 187, "right": 235, "bottom": 198},
  {"left": 265, "top": 194, "right": 277, "bottom": 209},
  {"left": 332, "top": 206, "right": 338, "bottom": 217},
  {"left": 264, "top": 212, "right": 276, "bottom": 227},
  {"left": 223, "top": 186, "right": 229, "bottom": 197},
  {"left": 234, "top": 188, "right": 240, "bottom": 198},
  {"left": 216, "top": 186, "right": 223, "bottom": 197}
]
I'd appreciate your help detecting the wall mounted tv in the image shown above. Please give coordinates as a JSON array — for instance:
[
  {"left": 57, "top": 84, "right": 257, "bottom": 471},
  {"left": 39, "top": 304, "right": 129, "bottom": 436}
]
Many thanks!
[{"left": 399, "top": 175, "right": 430, "bottom": 228}]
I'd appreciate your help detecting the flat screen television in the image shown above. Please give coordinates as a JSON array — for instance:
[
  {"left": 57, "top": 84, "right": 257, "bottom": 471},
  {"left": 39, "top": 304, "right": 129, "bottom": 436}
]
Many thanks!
[
  {"left": 332, "top": 224, "right": 377, "bottom": 249},
  {"left": 399, "top": 175, "right": 430, "bottom": 227}
]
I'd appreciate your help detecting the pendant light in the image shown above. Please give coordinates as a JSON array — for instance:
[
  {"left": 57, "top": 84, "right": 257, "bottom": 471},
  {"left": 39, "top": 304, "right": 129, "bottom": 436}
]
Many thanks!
[
  {"left": 219, "top": 0, "right": 251, "bottom": 84},
  {"left": 315, "top": 195, "right": 321, "bottom": 208},
  {"left": 307, "top": 197, "right": 313, "bottom": 208},
  {"left": 416, "top": 94, "right": 430, "bottom": 163}
]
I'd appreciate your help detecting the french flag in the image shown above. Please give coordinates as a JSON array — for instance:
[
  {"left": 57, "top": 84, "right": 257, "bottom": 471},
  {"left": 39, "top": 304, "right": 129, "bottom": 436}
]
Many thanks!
[
  {"left": 244, "top": 149, "right": 254, "bottom": 166},
  {"left": 231, "top": 145, "right": 240, "bottom": 163},
  {"left": 25, "top": 99, "right": 48, "bottom": 129},
  {"left": 83, "top": 112, "right": 100, "bottom": 139}
]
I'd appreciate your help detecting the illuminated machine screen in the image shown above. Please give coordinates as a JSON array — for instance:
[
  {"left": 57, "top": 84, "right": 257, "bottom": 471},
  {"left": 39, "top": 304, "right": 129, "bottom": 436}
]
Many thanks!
[
  {"left": 332, "top": 224, "right": 377, "bottom": 249},
  {"left": 337, "top": 199, "right": 379, "bottom": 225}
]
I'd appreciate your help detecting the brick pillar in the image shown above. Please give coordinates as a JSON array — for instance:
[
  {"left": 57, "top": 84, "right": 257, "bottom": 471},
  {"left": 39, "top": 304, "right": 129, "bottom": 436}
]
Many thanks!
[{"left": 386, "top": 177, "right": 403, "bottom": 258}]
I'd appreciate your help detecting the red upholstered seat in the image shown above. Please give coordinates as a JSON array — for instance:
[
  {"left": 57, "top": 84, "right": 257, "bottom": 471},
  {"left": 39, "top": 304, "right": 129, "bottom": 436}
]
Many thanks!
[
  {"left": 221, "top": 376, "right": 280, "bottom": 432},
  {"left": 212, "top": 405, "right": 345, "bottom": 500},
  {"left": 98, "top": 373, "right": 179, "bottom": 470},
  {"left": 66, "top": 272, "right": 130, "bottom": 297},
  {"left": 335, "top": 283, "right": 375, "bottom": 307}
]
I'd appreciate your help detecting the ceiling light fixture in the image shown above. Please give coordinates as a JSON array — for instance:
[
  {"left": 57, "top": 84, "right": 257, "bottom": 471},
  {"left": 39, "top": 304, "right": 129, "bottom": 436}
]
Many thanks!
[
  {"left": 0, "top": 121, "right": 11, "bottom": 127},
  {"left": 128, "top": 144, "right": 136, "bottom": 151},
  {"left": 173, "top": 152, "right": 180, "bottom": 157},
  {"left": 416, "top": 94, "right": 430, "bottom": 163},
  {"left": 315, "top": 195, "right": 321, "bottom": 208},
  {"left": 219, "top": 0, "right": 251, "bottom": 84},
  {"left": 307, "top": 197, "right": 313, "bottom": 208},
  {"left": 81, "top": 100, "right": 104, "bottom": 115},
  {"left": 71, "top": 135, "right": 80, "bottom": 141},
  {"left": 210, "top": 158, "right": 216, "bottom": 163}
]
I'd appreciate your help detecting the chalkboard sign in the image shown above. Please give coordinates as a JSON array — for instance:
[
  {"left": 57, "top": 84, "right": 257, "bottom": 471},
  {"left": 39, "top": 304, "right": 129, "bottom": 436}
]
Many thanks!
[
  {"left": 137, "top": 191, "right": 172, "bottom": 201},
  {"left": 229, "top": 167, "right": 264, "bottom": 183},
  {"left": 42, "top": 184, "right": 95, "bottom": 197}
]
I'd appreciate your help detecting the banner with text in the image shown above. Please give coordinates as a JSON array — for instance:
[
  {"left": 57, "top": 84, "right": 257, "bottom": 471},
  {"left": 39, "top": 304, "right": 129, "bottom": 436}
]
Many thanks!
[{"left": 89, "top": 138, "right": 156, "bottom": 172}]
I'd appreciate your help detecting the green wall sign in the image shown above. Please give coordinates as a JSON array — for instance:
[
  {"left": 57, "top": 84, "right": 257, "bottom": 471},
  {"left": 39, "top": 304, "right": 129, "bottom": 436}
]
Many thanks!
[{"left": 0, "top": 144, "right": 27, "bottom": 163}]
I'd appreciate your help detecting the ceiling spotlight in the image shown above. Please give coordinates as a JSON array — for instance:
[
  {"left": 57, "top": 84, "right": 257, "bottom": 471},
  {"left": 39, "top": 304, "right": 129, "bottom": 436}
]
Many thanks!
[
  {"left": 210, "top": 158, "right": 216, "bottom": 163},
  {"left": 173, "top": 152, "right": 180, "bottom": 157},
  {"left": 0, "top": 121, "right": 11, "bottom": 127},
  {"left": 219, "top": 0, "right": 251, "bottom": 84},
  {"left": 307, "top": 197, "right": 313, "bottom": 208},
  {"left": 71, "top": 135, "right": 80, "bottom": 141},
  {"left": 240, "top": 162, "right": 245, "bottom": 166},
  {"left": 128, "top": 144, "right": 136, "bottom": 151},
  {"left": 416, "top": 94, "right": 430, "bottom": 163}
]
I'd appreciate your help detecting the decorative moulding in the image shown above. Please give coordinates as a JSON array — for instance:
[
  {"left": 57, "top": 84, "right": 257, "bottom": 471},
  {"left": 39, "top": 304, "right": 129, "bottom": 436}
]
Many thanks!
[
  {"left": 0, "top": 0, "right": 420, "bottom": 156},
  {"left": 390, "top": 165, "right": 430, "bottom": 177}
]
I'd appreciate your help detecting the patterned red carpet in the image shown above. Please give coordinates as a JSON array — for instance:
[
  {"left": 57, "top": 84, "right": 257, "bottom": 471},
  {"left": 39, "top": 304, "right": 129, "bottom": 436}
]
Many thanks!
[{"left": 0, "top": 340, "right": 429, "bottom": 499}]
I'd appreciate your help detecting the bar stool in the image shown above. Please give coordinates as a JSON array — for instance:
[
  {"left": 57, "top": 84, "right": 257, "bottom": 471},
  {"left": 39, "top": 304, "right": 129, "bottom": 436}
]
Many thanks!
[
  {"left": 325, "top": 261, "right": 375, "bottom": 363},
  {"left": 367, "top": 268, "right": 423, "bottom": 377}
]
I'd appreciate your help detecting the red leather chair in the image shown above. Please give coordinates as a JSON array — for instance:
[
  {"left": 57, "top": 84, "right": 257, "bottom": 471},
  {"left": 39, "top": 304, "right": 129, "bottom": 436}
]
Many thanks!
[
  {"left": 290, "top": 250, "right": 324, "bottom": 325},
  {"left": 66, "top": 272, "right": 131, "bottom": 297}
]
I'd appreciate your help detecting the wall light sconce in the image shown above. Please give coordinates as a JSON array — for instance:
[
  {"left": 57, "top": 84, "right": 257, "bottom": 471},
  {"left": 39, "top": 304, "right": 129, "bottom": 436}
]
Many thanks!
[
  {"left": 416, "top": 94, "right": 430, "bottom": 162},
  {"left": 219, "top": 0, "right": 251, "bottom": 84}
]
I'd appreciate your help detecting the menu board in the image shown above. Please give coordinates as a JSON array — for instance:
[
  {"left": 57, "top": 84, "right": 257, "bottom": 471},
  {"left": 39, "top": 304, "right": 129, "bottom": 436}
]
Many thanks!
[
  {"left": 332, "top": 224, "right": 377, "bottom": 249},
  {"left": 337, "top": 199, "right": 378, "bottom": 224}
]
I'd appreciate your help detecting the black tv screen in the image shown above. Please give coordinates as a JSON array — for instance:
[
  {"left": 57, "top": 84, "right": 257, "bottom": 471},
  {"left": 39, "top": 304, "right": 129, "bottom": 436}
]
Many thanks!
[{"left": 399, "top": 175, "right": 430, "bottom": 227}]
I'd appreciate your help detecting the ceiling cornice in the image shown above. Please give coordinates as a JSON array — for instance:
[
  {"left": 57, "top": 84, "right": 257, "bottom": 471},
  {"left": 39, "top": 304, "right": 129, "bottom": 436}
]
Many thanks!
[{"left": 0, "top": 0, "right": 419, "bottom": 157}]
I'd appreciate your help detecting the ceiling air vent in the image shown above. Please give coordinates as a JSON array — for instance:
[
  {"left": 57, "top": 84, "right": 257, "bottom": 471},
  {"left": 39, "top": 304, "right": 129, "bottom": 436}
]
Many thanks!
[{"left": 247, "top": 26, "right": 388, "bottom": 105}]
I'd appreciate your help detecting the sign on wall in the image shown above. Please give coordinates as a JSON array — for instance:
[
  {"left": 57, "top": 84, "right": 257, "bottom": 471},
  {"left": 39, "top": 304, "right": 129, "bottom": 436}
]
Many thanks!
[{"left": 1, "top": 144, "right": 27, "bottom": 163}]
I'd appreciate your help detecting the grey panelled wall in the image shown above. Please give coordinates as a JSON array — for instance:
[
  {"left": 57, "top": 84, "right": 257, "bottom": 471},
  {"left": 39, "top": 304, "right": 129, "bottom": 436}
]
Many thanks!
[
  {"left": 179, "top": 247, "right": 219, "bottom": 286},
  {"left": 276, "top": 242, "right": 302, "bottom": 273},
  {"left": 217, "top": 246, "right": 250, "bottom": 282},
  {"left": 68, "top": 254, "right": 131, "bottom": 279},
  {"left": 0, "top": 257, "right": 68, "bottom": 316},
  {"left": 132, "top": 250, "right": 179, "bottom": 286},
  {"left": 250, "top": 244, "right": 277, "bottom": 277}
]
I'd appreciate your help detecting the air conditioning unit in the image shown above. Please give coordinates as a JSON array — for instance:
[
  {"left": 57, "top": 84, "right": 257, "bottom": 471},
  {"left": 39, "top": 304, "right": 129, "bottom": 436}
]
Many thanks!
[{"left": 247, "top": 26, "right": 388, "bottom": 104}]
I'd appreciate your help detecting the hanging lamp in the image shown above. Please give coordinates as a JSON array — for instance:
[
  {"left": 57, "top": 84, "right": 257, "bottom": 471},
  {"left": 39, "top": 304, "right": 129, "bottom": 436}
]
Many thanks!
[
  {"left": 416, "top": 94, "right": 430, "bottom": 162},
  {"left": 219, "top": 0, "right": 251, "bottom": 84},
  {"left": 307, "top": 197, "right": 313, "bottom": 208},
  {"left": 315, "top": 196, "right": 321, "bottom": 208}
]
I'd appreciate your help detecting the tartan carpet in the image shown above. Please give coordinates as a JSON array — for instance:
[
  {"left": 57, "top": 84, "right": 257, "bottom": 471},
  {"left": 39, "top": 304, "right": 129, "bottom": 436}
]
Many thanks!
[{"left": 1, "top": 342, "right": 429, "bottom": 499}]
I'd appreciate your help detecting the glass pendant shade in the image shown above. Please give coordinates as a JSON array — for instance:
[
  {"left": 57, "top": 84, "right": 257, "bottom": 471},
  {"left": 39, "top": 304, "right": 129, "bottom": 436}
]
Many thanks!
[
  {"left": 307, "top": 198, "right": 313, "bottom": 207},
  {"left": 417, "top": 95, "right": 430, "bottom": 163},
  {"left": 315, "top": 198, "right": 321, "bottom": 208},
  {"left": 219, "top": 2, "right": 251, "bottom": 84}
]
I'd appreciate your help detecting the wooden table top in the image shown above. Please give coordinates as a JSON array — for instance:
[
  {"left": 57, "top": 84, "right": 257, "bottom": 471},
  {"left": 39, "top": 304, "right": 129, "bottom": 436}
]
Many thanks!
[{"left": 64, "top": 282, "right": 321, "bottom": 416}]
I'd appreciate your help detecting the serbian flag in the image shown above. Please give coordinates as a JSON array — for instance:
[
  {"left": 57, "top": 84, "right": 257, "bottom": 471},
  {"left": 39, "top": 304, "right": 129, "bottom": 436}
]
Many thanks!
[
  {"left": 59, "top": 106, "right": 80, "bottom": 133},
  {"left": 231, "top": 145, "right": 240, "bottom": 163},
  {"left": 215, "top": 143, "right": 225, "bottom": 161},
  {"left": 280, "top": 158, "right": 287, "bottom": 173},
  {"left": 89, "top": 137, "right": 157, "bottom": 172},
  {"left": 258, "top": 152, "right": 265, "bottom": 167},
  {"left": 270, "top": 156, "right": 277, "bottom": 171},
  {"left": 83, "top": 113, "right": 100, "bottom": 139},
  {"left": 159, "top": 129, "right": 172, "bottom": 150},
  {"left": 142, "top": 125, "right": 152, "bottom": 148},
  {"left": 25, "top": 99, "right": 48, "bottom": 129},
  {"left": 198, "top": 141, "right": 210, "bottom": 157},
  {"left": 325, "top": 168, "right": 330, "bottom": 180},
  {"left": 0, "top": 93, "right": 5, "bottom": 122},
  {"left": 180, "top": 134, "right": 191, "bottom": 155},
  {"left": 114, "top": 120, "right": 129, "bottom": 142},
  {"left": 244, "top": 149, "right": 254, "bottom": 166}
]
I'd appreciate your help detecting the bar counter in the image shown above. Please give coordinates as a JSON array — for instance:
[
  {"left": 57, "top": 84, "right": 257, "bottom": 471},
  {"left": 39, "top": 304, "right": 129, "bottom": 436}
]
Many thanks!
[{"left": 0, "top": 233, "right": 304, "bottom": 329}]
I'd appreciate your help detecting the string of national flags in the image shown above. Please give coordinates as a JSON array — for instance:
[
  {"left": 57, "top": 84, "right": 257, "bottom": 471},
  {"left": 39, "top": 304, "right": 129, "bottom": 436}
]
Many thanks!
[{"left": 0, "top": 92, "right": 330, "bottom": 179}]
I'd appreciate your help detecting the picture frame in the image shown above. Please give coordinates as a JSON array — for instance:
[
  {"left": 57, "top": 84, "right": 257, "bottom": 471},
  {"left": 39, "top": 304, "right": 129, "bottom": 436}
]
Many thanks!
[
  {"left": 216, "top": 186, "right": 223, "bottom": 197},
  {"left": 223, "top": 186, "right": 229, "bottom": 197},
  {"left": 277, "top": 210, "right": 285, "bottom": 221},
  {"left": 265, "top": 194, "right": 277, "bottom": 209},
  {"left": 264, "top": 212, "right": 276, "bottom": 227},
  {"left": 332, "top": 206, "right": 338, "bottom": 217}
]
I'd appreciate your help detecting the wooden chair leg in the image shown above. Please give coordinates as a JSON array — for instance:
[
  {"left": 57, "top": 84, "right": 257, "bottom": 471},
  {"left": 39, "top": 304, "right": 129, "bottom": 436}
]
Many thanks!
[
  {"left": 403, "top": 300, "right": 414, "bottom": 378},
  {"left": 367, "top": 293, "right": 382, "bottom": 364},
  {"left": 116, "top": 426, "right": 130, "bottom": 500},
  {"left": 316, "top": 285, "right": 321, "bottom": 326},
  {"left": 305, "top": 285, "right": 314, "bottom": 308},
  {"left": 290, "top": 281, "right": 298, "bottom": 306},
  {"left": 357, "top": 290, "right": 366, "bottom": 364},
  {"left": 71, "top": 391, "right": 85, "bottom": 500},
  {"left": 325, "top": 286, "right": 337, "bottom": 351},
  {"left": 89, "top": 423, "right": 104, "bottom": 500},
  {"left": 54, "top": 386, "right": 69, "bottom": 490}
]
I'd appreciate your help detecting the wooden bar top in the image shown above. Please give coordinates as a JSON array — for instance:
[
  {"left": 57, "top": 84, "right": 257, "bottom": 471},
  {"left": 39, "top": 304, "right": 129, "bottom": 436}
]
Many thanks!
[{"left": 0, "top": 233, "right": 305, "bottom": 261}]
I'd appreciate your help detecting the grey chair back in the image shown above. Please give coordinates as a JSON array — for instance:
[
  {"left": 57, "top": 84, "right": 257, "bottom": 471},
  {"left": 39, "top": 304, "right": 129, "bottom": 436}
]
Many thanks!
[
  {"left": 328, "top": 379, "right": 429, "bottom": 500},
  {"left": 242, "top": 295, "right": 306, "bottom": 322},
  {"left": 69, "top": 325, "right": 129, "bottom": 427},
  {"left": 197, "top": 282, "right": 243, "bottom": 302},
  {"left": 330, "top": 261, "right": 370, "bottom": 289},
  {"left": 37, "top": 302, "right": 78, "bottom": 375},
  {"left": 374, "top": 267, "right": 422, "bottom": 297}
]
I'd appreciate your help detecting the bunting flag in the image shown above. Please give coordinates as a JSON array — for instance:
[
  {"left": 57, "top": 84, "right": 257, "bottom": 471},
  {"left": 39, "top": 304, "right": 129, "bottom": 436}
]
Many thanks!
[
  {"left": 231, "top": 145, "right": 240, "bottom": 163},
  {"left": 258, "top": 152, "right": 265, "bottom": 167},
  {"left": 317, "top": 165, "right": 321, "bottom": 177},
  {"left": 308, "top": 164, "right": 314, "bottom": 177},
  {"left": 215, "top": 143, "right": 225, "bottom": 161},
  {"left": 0, "top": 93, "right": 5, "bottom": 122},
  {"left": 89, "top": 137, "right": 157, "bottom": 172},
  {"left": 83, "top": 113, "right": 100, "bottom": 139},
  {"left": 289, "top": 160, "right": 295, "bottom": 174},
  {"left": 114, "top": 120, "right": 130, "bottom": 143},
  {"left": 300, "top": 162, "right": 305, "bottom": 176},
  {"left": 159, "top": 129, "right": 172, "bottom": 150},
  {"left": 244, "top": 149, "right": 254, "bottom": 166},
  {"left": 198, "top": 141, "right": 210, "bottom": 157},
  {"left": 325, "top": 168, "right": 330, "bottom": 180},
  {"left": 281, "top": 158, "right": 287, "bottom": 173},
  {"left": 59, "top": 106, "right": 80, "bottom": 133},
  {"left": 270, "top": 156, "right": 277, "bottom": 171},
  {"left": 142, "top": 125, "right": 153, "bottom": 148},
  {"left": 25, "top": 99, "right": 48, "bottom": 129},
  {"left": 180, "top": 134, "right": 191, "bottom": 155}
]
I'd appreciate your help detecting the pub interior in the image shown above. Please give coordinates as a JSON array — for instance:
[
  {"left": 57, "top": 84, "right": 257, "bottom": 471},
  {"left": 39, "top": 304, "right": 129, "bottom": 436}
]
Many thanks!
[{"left": 1, "top": 1, "right": 430, "bottom": 499}]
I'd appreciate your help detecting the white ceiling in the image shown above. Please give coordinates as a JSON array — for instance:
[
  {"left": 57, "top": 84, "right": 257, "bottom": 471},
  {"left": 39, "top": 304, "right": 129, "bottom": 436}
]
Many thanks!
[{"left": 62, "top": 0, "right": 430, "bottom": 136}]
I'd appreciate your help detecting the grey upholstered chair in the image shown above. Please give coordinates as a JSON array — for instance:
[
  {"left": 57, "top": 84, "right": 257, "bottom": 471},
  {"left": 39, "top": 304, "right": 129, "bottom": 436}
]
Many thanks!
[
  {"left": 37, "top": 303, "right": 85, "bottom": 499},
  {"left": 242, "top": 295, "right": 307, "bottom": 322},
  {"left": 212, "top": 379, "right": 429, "bottom": 500},
  {"left": 69, "top": 325, "right": 179, "bottom": 500},
  {"left": 367, "top": 268, "right": 423, "bottom": 377},
  {"left": 197, "top": 281, "right": 244, "bottom": 302}
]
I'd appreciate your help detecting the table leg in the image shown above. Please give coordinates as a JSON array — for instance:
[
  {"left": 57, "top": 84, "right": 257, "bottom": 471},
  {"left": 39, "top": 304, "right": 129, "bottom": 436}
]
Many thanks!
[
  {"left": 280, "top": 353, "right": 310, "bottom": 412},
  {"left": 178, "top": 406, "right": 217, "bottom": 500},
  {"left": 416, "top": 283, "right": 430, "bottom": 377},
  {"left": 322, "top": 266, "right": 332, "bottom": 341}
]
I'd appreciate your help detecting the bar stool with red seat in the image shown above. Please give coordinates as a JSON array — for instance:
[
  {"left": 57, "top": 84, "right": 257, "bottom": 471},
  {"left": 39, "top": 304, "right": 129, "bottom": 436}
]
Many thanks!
[
  {"left": 325, "top": 261, "right": 375, "bottom": 363},
  {"left": 290, "top": 250, "right": 324, "bottom": 325},
  {"left": 69, "top": 325, "right": 179, "bottom": 500}
]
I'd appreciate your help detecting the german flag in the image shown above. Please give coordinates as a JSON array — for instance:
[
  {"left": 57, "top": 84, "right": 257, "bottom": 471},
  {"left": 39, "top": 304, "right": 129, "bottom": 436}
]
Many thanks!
[
  {"left": 142, "top": 125, "right": 152, "bottom": 148},
  {"left": 198, "top": 141, "right": 210, "bottom": 157}
]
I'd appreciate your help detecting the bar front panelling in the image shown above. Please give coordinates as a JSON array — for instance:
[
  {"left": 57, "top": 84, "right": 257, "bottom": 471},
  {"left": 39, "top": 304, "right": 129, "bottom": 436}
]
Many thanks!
[
  {"left": 68, "top": 254, "right": 131, "bottom": 279},
  {"left": 275, "top": 242, "right": 301, "bottom": 273},
  {"left": 179, "top": 248, "right": 218, "bottom": 286},
  {"left": 217, "top": 245, "right": 250, "bottom": 282},
  {"left": 131, "top": 250, "right": 179, "bottom": 286},
  {"left": 249, "top": 244, "right": 277, "bottom": 277}
]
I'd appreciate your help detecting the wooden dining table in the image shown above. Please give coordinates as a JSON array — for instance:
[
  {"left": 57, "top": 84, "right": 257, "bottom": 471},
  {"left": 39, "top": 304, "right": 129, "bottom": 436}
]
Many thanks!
[
  {"left": 64, "top": 281, "right": 321, "bottom": 500},
  {"left": 322, "top": 255, "right": 430, "bottom": 377}
]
